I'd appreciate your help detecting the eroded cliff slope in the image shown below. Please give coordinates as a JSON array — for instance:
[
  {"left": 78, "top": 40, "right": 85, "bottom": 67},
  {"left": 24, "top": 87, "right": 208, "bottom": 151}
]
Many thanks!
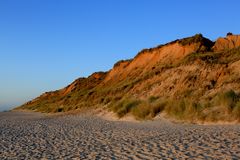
[{"left": 16, "top": 34, "right": 240, "bottom": 122}]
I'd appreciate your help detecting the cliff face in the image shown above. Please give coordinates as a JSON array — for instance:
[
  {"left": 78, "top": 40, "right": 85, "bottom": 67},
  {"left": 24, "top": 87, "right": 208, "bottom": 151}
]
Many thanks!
[
  {"left": 105, "top": 34, "right": 214, "bottom": 83},
  {"left": 213, "top": 34, "right": 240, "bottom": 51},
  {"left": 16, "top": 33, "right": 240, "bottom": 121}
]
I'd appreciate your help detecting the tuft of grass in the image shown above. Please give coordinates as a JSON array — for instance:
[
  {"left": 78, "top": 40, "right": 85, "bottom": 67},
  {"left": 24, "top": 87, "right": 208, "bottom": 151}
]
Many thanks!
[
  {"left": 165, "top": 99, "right": 204, "bottom": 120},
  {"left": 178, "top": 34, "right": 214, "bottom": 50},
  {"left": 179, "top": 34, "right": 204, "bottom": 46},
  {"left": 165, "top": 100, "right": 184, "bottom": 118},
  {"left": 181, "top": 52, "right": 220, "bottom": 65},
  {"left": 113, "top": 59, "right": 132, "bottom": 68},
  {"left": 110, "top": 98, "right": 141, "bottom": 118},
  {"left": 131, "top": 102, "right": 151, "bottom": 120},
  {"left": 150, "top": 99, "right": 167, "bottom": 117},
  {"left": 215, "top": 90, "right": 239, "bottom": 113},
  {"left": 148, "top": 96, "right": 159, "bottom": 103},
  {"left": 233, "top": 102, "right": 240, "bottom": 121},
  {"left": 131, "top": 99, "right": 167, "bottom": 120}
]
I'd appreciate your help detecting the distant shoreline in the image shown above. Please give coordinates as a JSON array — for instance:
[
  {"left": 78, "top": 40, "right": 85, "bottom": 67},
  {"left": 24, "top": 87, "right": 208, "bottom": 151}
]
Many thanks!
[
  {"left": 0, "top": 106, "right": 15, "bottom": 112},
  {"left": 0, "top": 108, "right": 10, "bottom": 112}
]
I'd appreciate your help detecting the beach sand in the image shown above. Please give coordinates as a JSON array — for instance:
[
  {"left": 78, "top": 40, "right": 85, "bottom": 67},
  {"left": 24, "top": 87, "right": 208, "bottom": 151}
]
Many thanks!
[{"left": 0, "top": 111, "right": 240, "bottom": 159}]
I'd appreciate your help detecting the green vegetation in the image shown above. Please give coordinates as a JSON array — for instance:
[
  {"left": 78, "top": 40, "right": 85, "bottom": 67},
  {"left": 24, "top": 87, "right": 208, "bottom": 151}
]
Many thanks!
[
  {"left": 181, "top": 52, "right": 220, "bottom": 64},
  {"left": 215, "top": 90, "right": 239, "bottom": 112},
  {"left": 113, "top": 59, "right": 132, "bottom": 68},
  {"left": 109, "top": 98, "right": 141, "bottom": 118},
  {"left": 131, "top": 99, "right": 167, "bottom": 120},
  {"left": 233, "top": 102, "right": 240, "bottom": 120},
  {"left": 165, "top": 99, "right": 204, "bottom": 121},
  {"left": 179, "top": 34, "right": 204, "bottom": 46},
  {"left": 148, "top": 96, "right": 159, "bottom": 103},
  {"left": 181, "top": 47, "right": 240, "bottom": 65},
  {"left": 20, "top": 88, "right": 240, "bottom": 122},
  {"left": 108, "top": 96, "right": 166, "bottom": 120},
  {"left": 178, "top": 34, "right": 214, "bottom": 50},
  {"left": 131, "top": 103, "right": 151, "bottom": 119},
  {"left": 106, "top": 90, "right": 240, "bottom": 122},
  {"left": 164, "top": 90, "right": 240, "bottom": 122},
  {"left": 135, "top": 34, "right": 213, "bottom": 58}
]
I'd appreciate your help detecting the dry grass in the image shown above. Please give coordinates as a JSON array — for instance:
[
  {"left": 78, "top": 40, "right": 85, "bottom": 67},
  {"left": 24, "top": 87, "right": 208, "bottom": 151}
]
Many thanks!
[
  {"left": 108, "top": 90, "right": 240, "bottom": 122},
  {"left": 109, "top": 98, "right": 141, "bottom": 118},
  {"left": 108, "top": 96, "right": 167, "bottom": 120},
  {"left": 233, "top": 102, "right": 240, "bottom": 121},
  {"left": 131, "top": 102, "right": 151, "bottom": 120},
  {"left": 163, "top": 90, "right": 240, "bottom": 122}
]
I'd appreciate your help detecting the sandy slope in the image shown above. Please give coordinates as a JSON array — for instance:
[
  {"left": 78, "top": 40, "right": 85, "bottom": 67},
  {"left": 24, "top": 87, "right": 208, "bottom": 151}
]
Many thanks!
[{"left": 0, "top": 112, "right": 240, "bottom": 160}]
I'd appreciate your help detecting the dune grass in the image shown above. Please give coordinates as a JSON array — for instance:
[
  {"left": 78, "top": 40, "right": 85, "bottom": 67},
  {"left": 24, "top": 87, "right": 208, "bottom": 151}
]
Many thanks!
[
  {"left": 108, "top": 96, "right": 167, "bottom": 120},
  {"left": 107, "top": 90, "right": 240, "bottom": 122},
  {"left": 109, "top": 98, "right": 141, "bottom": 118}
]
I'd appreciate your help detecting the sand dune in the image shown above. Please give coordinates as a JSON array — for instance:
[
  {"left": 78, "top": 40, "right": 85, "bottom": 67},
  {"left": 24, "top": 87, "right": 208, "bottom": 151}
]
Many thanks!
[{"left": 0, "top": 112, "right": 240, "bottom": 159}]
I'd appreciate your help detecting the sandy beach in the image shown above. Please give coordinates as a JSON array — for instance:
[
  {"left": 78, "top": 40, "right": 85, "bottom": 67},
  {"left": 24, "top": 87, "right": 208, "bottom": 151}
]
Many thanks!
[{"left": 0, "top": 111, "right": 240, "bottom": 159}]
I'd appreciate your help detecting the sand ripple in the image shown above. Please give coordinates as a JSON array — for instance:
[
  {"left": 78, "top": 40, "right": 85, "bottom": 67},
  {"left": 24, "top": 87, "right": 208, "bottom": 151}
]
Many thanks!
[{"left": 0, "top": 112, "right": 240, "bottom": 159}]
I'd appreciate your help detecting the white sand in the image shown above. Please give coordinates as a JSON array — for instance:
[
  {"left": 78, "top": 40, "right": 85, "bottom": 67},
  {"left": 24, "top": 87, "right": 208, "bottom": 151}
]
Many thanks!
[{"left": 0, "top": 111, "right": 240, "bottom": 159}]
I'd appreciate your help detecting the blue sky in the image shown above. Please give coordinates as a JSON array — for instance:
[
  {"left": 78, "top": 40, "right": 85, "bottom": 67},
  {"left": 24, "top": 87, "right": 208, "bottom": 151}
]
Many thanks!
[{"left": 0, "top": 0, "right": 240, "bottom": 111}]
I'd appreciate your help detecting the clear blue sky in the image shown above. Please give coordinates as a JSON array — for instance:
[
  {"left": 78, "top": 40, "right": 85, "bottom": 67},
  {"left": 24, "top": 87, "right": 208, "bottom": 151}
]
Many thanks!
[{"left": 0, "top": 0, "right": 240, "bottom": 111}]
